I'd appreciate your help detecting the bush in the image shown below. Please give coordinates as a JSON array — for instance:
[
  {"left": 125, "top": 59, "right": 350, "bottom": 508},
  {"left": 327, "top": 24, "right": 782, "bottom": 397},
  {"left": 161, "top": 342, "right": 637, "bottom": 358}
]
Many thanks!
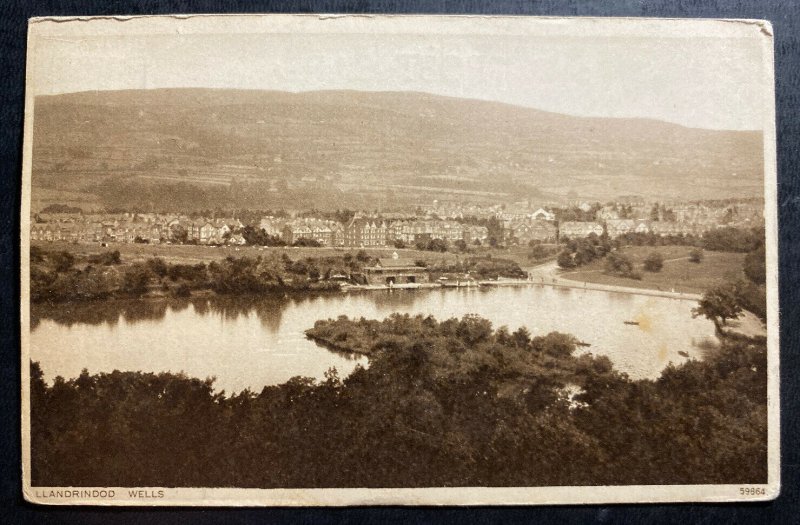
[
  {"left": 121, "top": 264, "right": 152, "bottom": 296},
  {"left": 604, "top": 251, "right": 640, "bottom": 280},
  {"left": 557, "top": 250, "right": 576, "bottom": 269},
  {"left": 87, "top": 250, "right": 121, "bottom": 266},
  {"left": 415, "top": 238, "right": 449, "bottom": 252},
  {"left": 689, "top": 249, "right": 703, "bottom": 263},
  {"left": 146, "top": 257, "right": 168, "bottom": 278},
  {"left": 50, "top": 251, "right": 75, "bottom": 272},
  {"left": 643, "top": 251, "right": 664, "bottom": 272},
  {"left": 167, "top": 263, "right": 208, "bottom": 283},
  {"left": 292, "top": 238, "right": 322, "bottom": 247}
]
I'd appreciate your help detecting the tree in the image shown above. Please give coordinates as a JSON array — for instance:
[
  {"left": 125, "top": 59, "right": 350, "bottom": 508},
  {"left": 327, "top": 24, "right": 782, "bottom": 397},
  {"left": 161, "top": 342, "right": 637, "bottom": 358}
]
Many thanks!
[
  {"left": 643, "top": 251, "right": 664, "bottom": 272},
  {"left": 146, "top": 257, "right": 168, "bottom": 278},
  {"left": 557, "top": 250, "right": 575, "bottom": 269},
  {"left": 743, "top": 245, "right": 766, "bottom": 285},
  {"left": 689, "top": 248, "right": 703, "bottom": 264},
  {"left": 122, "top": 264, "right": 152, "bottom": 296},
  {"left": 692, "top": 285, "right": 743, "bottom": 331},
  {"left": 427, "top": 238, "right": 448, "bottom": 252},
  {"left": 170, "top": 224, "right": 189, "bottom": 244},
  {"left": 650, "top": 204, "right": 660, "bottom": 222},
  {"left": 292, "top": 238, "right": 322, "bottom": 247},
  {"left": 604, "top": 251, "right": 639, "bottom": 279}
]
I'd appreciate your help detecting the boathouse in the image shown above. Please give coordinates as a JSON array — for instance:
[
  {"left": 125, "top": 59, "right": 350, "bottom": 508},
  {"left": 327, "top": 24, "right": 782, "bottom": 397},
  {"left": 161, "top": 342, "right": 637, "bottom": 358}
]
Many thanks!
[{"left": 363, "top": 252, "right": 429, "bottom": 286}]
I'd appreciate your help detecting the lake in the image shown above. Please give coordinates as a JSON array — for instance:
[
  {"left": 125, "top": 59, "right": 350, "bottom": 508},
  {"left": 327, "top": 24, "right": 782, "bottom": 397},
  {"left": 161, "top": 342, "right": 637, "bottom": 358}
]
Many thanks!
[{"left": 30, "top": 285, "right": 717, "bottom": 393}]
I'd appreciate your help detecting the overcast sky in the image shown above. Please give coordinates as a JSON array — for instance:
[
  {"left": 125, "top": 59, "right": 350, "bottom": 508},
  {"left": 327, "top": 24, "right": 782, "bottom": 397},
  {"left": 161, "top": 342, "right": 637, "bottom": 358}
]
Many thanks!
[{"left": 28, "top": 15, "right": 770, "bottom": 131}]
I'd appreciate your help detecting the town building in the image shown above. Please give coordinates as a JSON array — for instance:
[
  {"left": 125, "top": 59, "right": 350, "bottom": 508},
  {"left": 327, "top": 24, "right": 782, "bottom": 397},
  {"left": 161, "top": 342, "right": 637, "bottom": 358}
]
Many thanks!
[
  {"left": 343, "top": 217, "right": 388, "bottom": 248},
  {"left": 558, "top": 221, "right": 604, "bottom": 239},
  {"left": 511, "top": 221, "right": 557, "bottom": 244},
  {"left": 462, "top": 224, "right": 489, "bottom": 244},
  {"left": 281, "top": 219, "right": 335, "bottom": 246},
  {"left": 531, "top": 208, "right": 556, "bottom": 221},
  {"left": 605, "top": 219, "right": 637, "bottom": 238},
  {"left": 362, "top": 253, "right": 429, "bottom": 286}
]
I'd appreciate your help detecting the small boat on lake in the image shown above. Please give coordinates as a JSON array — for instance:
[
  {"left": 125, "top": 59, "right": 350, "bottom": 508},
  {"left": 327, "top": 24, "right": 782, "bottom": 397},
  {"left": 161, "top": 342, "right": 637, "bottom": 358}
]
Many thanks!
[
  {"left": 678, "top": 350, "right": 690, "bottom": 358},
  {"left": 624, "top": 320, "right": 640, "bottom": 326}
]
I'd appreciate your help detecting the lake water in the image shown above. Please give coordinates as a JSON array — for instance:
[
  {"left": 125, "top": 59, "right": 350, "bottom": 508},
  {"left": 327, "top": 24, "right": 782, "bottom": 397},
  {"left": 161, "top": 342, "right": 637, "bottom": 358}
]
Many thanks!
[{"left": 30, "top": 286, "right": 717, "bottom": 393}]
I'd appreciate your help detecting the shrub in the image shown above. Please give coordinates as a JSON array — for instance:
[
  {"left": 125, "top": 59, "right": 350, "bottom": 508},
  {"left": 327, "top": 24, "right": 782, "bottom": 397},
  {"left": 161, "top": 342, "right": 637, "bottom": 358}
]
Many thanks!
[
  {"left": 121, "top": 264, "right": 152, "bottom": 296},
  {"left": 604, "top": 251, "right": 638, "bottom": 279},
  {"left": 292, "top": 238, "right": 322, "bottom": 247},
  {"left": 557, "top": 250, "right": 575, "bottom": 269},
  {"left": 146, "top": 257, "right": 168, "bottom": 278},
  {"left": 643, "top": 251, "right": 664, "bottom": 272},
  {"left": 689, "top": 249, "right": 703, "bottom": 263},
  {"left": 87, "top": 250, "right": 121, "bottom": 266},
  {"left": 50, "top": 251, "right": 76, "bottom": 272}
]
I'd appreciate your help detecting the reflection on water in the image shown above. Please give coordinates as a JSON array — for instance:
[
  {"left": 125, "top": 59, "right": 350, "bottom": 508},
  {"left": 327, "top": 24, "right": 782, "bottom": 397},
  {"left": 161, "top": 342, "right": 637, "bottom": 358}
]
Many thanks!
[{"left": 30, "top": 286, "right": 717, "bottom": 393}]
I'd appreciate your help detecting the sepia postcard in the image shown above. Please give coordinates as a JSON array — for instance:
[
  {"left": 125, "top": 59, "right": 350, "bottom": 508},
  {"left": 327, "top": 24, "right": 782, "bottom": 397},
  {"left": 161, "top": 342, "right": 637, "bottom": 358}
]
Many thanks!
[{"left": 20, "top": 14, "right": 779, "bottom": 506}]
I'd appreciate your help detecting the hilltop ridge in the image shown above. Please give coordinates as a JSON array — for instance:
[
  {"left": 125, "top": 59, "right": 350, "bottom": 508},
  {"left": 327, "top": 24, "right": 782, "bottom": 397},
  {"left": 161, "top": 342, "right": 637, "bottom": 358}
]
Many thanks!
[{"left": 31, "top": 88, "right": 764, "bottom": 211}]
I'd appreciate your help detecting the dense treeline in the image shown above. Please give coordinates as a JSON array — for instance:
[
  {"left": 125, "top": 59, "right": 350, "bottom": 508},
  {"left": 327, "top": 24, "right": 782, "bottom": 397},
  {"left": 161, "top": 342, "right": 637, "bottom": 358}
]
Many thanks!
[
  {"left": 29, "top": 247, "right": 362, "bottom": 303},
  {"left": 702, "top": 226, "right": 765, "bottom": 253},
  {"left": 615, "top": 231, "right": 700, "bottom": 248},
  {"left": 31, "top": 314, "right": 766, "bottom": 487},
  {"left": 613, "top": 226, "right": 764, "bottom": 253}
]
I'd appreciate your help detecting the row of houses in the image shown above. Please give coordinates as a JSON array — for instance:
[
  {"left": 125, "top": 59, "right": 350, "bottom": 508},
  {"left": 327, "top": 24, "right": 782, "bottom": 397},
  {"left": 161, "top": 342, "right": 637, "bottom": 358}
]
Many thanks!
[
  {"left": 272, "top": 217, "right": 490, "bottom": 248},
  {"left": 558, "top": 219, "right": 731, "bottom": 240},
  {"left": 595, "top": 201, "right": 763, "bottom": 227},
  {"left": 30, "top": 215, "right": 246, "bottom": 245}
]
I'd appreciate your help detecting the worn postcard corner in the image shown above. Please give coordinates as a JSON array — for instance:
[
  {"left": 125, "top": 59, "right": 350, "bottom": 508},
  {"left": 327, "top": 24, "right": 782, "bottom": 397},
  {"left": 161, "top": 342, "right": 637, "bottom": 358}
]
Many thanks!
[{"left": 20, "top": 13, "right": 778, "bottom": 506}]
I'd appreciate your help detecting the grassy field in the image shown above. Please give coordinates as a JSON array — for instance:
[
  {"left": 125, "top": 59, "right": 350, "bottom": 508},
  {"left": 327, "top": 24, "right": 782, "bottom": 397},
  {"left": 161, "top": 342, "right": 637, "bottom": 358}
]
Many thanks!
[
  {"left": 30, "top": 241, "right": 537, "bottom": 267},
  {"left": 561, "top": 245, "right": 747, "bottom": 294}
]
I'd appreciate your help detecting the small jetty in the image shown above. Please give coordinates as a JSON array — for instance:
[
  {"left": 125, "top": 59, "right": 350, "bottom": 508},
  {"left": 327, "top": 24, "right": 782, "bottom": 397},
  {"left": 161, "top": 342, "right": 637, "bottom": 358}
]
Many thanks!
[{"left": 576, "top": 341, "right": 592, "bottom": 348}]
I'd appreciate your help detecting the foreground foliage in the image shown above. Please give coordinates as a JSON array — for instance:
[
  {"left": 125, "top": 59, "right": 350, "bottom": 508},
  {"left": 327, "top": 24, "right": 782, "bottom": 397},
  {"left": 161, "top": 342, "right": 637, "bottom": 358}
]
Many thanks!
[{"left": 31, "top": 314, "right": 766, "bottom": 488}]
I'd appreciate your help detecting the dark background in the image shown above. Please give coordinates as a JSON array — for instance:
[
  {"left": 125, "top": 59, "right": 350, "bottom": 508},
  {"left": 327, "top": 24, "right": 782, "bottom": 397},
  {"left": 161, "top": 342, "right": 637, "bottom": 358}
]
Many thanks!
[{"left": 2, "top": 1, "right": 798, "bottom": 523}]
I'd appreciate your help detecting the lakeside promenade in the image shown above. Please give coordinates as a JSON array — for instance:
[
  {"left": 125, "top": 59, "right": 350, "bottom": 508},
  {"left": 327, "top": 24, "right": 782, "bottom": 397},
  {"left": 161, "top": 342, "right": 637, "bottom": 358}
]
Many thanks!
[{"left": 519, "top": 261, "right": 702, "bottom": 301}]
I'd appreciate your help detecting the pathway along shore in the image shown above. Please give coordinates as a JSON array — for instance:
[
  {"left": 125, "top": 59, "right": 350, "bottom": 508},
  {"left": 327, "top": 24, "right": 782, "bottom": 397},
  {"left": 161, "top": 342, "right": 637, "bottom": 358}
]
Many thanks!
[
  {"left": 521, "top": 260, "right": 766, "bottom": 339},
  {"left": 520, "top": 261, "right": 701, "bottom": 301}
]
